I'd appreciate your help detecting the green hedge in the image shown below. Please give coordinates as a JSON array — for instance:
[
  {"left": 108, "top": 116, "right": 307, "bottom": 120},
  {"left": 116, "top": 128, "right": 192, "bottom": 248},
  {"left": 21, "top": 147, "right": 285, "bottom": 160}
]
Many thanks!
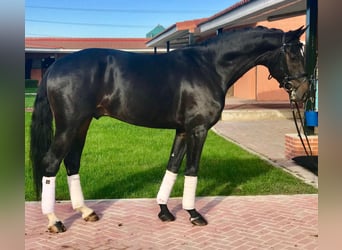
[{"left": 25, "top": 79, "right": 39, "bottom": 88}]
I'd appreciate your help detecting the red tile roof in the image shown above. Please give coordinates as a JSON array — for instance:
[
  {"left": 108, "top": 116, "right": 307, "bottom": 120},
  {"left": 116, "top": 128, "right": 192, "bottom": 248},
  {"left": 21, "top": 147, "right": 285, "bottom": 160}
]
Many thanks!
[
  {"left": 25, "top": 37, "right": 150, "bottom": 50},
  {"left": 175, "top": 18, "right": 208, "bottom": 32}
]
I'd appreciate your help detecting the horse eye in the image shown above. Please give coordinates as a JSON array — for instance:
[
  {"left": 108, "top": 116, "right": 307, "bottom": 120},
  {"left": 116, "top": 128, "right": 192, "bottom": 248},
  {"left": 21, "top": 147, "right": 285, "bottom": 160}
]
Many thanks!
[{"left": 284, "top": 82, "right": 292, "bottom": 90}]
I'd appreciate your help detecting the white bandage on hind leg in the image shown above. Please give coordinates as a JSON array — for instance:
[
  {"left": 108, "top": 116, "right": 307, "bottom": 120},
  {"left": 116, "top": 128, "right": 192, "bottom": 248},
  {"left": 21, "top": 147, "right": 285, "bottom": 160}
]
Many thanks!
[
  {"left": 41, "top": 176, "right": 56, "bottom": 215},
  {"left": 157, "top": 170, "right": 178, "bottom": 204},
  {"left": 182, "top": 175, "right": 198, "bottom": 210},
  {"left": 67, "top": 174, "right": 85, "bottom": 210}
]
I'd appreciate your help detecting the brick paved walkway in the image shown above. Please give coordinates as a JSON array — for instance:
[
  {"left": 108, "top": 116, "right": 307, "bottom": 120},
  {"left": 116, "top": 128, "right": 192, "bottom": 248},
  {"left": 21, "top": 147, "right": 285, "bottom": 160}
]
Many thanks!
[
  {"left": 213, "top": 120, "right": 318, "bottom": 188},
  {"left": 25, "top": 195, "right": 317, "bottom": 249}
]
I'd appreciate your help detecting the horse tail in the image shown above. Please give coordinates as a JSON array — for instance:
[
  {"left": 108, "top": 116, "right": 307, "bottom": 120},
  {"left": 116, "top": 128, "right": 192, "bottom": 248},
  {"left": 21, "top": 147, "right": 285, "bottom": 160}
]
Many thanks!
[{"left": 30, "top": 72, "right": 53, "bottom": 200}]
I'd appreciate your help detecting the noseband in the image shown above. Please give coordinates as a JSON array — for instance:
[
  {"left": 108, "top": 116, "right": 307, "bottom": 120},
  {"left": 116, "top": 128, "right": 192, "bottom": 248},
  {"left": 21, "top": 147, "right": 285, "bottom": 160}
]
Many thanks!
[{"left": 268, "top": 34, "right": 307, "bottom": 93}]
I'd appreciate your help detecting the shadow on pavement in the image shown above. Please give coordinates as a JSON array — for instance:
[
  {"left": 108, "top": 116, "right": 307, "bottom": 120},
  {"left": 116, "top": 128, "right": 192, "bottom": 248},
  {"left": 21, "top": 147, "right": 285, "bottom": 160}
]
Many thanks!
[{"left": 292, "top": 156, "right": 318, "bottom": 176}]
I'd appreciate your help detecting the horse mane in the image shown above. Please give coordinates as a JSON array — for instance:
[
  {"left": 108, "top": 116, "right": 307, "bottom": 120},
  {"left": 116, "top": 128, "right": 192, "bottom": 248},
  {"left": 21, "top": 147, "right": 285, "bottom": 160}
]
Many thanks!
[{"left": 193, "top": 26, "right": 284, "bottom": 48}]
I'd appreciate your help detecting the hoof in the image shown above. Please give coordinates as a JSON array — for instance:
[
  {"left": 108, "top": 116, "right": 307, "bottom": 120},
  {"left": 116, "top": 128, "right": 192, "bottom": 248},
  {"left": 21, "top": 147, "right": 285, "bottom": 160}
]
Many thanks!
[
  {"left": 190, "top": 215, "right": 208, "bottom": 226},
  {"left": 158, "top": 204, "right": 175, "bottom": 222},
  {"left": 84, "top": 211, "right": 99, "bottom": 222},
  {"left": 186, "top": 209, "right": 208, "bottom": 226},
  {"left": 48, "top": 221, "right": 66, "bottom": 233},
  {"left": 158, "top": 210, "right": 175, "bottom": 222}
]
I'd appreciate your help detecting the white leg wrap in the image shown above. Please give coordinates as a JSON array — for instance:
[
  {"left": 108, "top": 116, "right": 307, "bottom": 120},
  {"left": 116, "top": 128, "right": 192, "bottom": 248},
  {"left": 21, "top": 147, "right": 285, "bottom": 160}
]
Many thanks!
[
  {"left": 182, "top": 176, "right": 198, "bottom": 210},
  {"left": 67, "top": 174, "right": 85, "bottom": 210},
  {"left": 157, "top": 170, "right": 178, "bottom": 204},
  {"left": 41, "top": 176, "right": 56, "bottom": 215}
]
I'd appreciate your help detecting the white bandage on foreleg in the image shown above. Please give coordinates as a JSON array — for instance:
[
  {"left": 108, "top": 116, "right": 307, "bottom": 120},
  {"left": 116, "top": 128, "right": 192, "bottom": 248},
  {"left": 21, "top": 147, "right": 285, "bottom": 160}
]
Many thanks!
[
  {"left": 182, "top": 175, "right": 198, "bottom": 210},
  {"left": 67, "top": 174, "right": 85, "bottom": 210},
  {"left": 157, "top": 170, "right": 178, "bottom": 204},
  {"left": 41, "top": 176, "right": 56, "bottom": 215}
]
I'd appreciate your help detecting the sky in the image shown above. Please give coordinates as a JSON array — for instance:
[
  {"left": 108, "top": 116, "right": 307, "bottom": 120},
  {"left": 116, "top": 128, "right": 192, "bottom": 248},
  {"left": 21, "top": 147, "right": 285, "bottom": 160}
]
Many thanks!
[{"left": 25, "top": 0, "right": 237, "bottom": 38}]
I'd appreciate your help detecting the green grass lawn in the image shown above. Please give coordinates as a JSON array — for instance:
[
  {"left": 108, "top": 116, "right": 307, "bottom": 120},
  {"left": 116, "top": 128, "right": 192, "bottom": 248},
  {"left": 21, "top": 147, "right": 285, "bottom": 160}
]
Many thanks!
[
  {"left": 25, "top": 109, "right": 317, "bottom": 201},
  {"left": 25, "top": 94, "right": 36, "bottom": 108},
  {"left": 25, "top": 87, "right": 38, "bottom": 94}
]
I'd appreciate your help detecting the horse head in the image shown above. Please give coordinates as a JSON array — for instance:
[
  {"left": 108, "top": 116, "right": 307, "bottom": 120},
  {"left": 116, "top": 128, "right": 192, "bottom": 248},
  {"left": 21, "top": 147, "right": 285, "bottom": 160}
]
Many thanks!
[{"left": 267, "top": 26, "right": 309, "bottom": 102}]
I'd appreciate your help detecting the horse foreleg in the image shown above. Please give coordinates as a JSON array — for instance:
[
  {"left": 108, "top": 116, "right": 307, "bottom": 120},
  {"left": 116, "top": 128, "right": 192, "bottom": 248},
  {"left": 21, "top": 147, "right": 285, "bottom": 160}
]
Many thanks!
[
  {"left": 42, "top": 176, "right": 66, "bottom": 233},
  {"left": 157, "top": 131, "right": 186, "bottom": 222},
  {"left": 183, "top": 125, "right": 208, "bottom": 226},
  {"left": 157, "top": 170, "right": 178, "bottom": 221},
  {"left": 183, "top": 176, "right": 207, "bottom": 226},
  {"left": 67, "top": 174, "right": 99, "bottom": 221}
]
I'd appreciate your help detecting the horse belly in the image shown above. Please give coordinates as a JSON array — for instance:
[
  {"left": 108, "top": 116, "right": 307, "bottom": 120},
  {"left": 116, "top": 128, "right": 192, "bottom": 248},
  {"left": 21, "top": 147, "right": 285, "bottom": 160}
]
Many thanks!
[{"left": 99, "top": 93, "right": 181, "bottom": 129}]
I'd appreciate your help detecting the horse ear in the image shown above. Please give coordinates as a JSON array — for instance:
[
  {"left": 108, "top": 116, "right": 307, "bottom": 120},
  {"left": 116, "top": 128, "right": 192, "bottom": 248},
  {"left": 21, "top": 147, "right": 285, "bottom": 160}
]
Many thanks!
[
  {"left": 297, "top": 25, "right": 308, "bottom": 37},
  {"left": 286, "top": 26, "right": 308, "bottom": 42}
]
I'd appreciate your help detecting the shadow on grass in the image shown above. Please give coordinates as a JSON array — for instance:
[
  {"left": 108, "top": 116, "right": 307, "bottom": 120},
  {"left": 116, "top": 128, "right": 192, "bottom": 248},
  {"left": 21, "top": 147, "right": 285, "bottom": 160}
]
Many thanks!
[
  {"left": 87, "top": 156, "right": 274, "bottom": 217},
  {"left": 91, "top": 158, "right": 269, "bottom": 197}
]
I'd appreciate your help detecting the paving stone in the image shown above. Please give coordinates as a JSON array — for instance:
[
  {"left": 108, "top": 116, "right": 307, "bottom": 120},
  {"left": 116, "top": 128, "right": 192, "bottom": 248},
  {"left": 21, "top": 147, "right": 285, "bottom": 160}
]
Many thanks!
[{"left": 25, "top": 195, "right": 317, "bottom": 249}]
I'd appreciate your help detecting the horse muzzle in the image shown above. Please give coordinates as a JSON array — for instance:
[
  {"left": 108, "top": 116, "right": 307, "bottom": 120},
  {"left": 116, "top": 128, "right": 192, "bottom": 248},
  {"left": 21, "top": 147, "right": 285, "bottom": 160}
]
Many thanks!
[{"left": 290, "top": 80, "right": 309, "bottom": 102}]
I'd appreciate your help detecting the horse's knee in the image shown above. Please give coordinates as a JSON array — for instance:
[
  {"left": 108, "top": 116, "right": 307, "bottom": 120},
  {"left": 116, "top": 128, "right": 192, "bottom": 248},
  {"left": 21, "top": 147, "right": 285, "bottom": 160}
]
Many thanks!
[
  {"left": 193, "top": 125, "right": 207, "bottom": 135},
  {"left": 185, "top": 125, "right": 208, "bottom": 176}
]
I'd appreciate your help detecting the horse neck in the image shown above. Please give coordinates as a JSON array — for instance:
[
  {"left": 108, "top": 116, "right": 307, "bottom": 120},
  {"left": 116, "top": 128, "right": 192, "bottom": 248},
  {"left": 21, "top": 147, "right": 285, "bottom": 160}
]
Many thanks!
[{"left": 209, "top": 31, "right": 282, "bottom": 93}]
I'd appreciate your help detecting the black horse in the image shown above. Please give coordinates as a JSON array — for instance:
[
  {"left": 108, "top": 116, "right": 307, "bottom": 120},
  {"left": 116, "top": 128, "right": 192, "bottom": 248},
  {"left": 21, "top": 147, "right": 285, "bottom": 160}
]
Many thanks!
[{"left": 30, "top": 26, "right": 308, "bottom": 233}]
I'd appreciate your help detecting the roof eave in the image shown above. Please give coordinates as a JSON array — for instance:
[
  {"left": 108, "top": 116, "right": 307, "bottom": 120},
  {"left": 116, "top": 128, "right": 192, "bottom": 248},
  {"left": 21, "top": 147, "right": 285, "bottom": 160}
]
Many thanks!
[
  {"left": 146, "top": 18, "right": 207, "bottom": 48},
  {"left": 199, "top": 0, "right": 305, "bottom": 33},
  {"left": 25, "top": 47, "right": 156, "bottom": 53}
]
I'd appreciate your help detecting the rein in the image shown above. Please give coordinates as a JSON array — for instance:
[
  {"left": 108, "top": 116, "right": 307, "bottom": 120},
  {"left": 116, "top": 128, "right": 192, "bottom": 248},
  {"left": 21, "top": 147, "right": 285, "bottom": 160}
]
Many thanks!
[{"left": 290, "top": 101, "right": 313, "bottom": 157}]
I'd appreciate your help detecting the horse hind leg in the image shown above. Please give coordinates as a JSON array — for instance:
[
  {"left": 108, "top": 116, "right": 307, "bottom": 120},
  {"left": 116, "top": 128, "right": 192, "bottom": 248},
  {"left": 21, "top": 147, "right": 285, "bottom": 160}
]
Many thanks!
[
  {"left": 66, "top": 175, "right": 99, "bottom": 222},
  {"left": 157, "top": 131, "right": 186, "bottom": 222},
  {"left": 41, "top": 118, "right": 97, "bottom": 233},
  {"left": 63, "top": 119, "right": 99, "bottom": 223},
  {"left": 41, "top": 128, "right": 77, "bottom": 233},
  {"left": 42, "top": 176, "right": 66, "bottom": 233}
]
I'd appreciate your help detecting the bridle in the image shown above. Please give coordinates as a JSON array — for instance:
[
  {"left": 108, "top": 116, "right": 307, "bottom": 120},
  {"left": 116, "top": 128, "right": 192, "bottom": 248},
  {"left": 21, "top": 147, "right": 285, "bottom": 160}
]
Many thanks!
[
  {"left": 268, "top": 34, "right": 307, "bottom": 94},
  {"left": 269, "top": 34, "right": 313, "bottom": 157}
]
